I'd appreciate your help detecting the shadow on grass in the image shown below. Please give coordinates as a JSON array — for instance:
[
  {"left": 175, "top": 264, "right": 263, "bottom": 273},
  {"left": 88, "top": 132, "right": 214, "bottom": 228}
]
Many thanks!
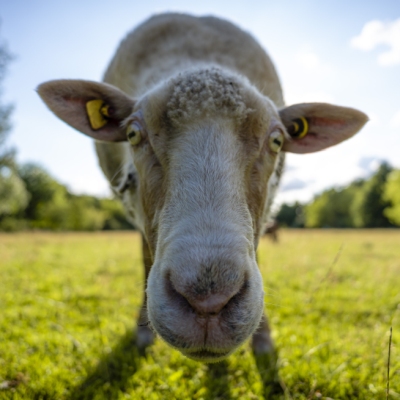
[
  {"left": 204, "top": 360, "right": 231, "bottom": 400},
  {"left": 67, "top": 330, "right": 285, "bottom": 400},
  {"left": 67, "top": 329, "right": 144, "bottom": 400},
  {"left": 202, "top": 354, "right": 285, "bottom": 400},
  {"left": 254, "top": 351, "right": 286, "bottom": 399}
]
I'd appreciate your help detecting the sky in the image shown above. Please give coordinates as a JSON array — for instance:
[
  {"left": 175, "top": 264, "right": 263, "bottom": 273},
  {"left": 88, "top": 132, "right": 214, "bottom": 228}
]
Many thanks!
[{"left": 1, "top": 0, "right": 399, "bottom": 206}]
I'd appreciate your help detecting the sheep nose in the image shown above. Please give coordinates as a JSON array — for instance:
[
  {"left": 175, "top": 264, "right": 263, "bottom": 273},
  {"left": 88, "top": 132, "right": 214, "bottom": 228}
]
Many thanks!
[
  {"left": 166, "top": 274, "right": 246, "bottom": 317},
  {"left": 187, "top": 293, "right": 231, "bottom": 316}
]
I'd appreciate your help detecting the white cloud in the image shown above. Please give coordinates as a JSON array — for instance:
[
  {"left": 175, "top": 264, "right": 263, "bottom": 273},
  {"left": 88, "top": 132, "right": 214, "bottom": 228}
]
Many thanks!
[
  {"left": 295, "top": 50, "right": 333, "bottom": 75},
  {"left": 275, "top": 189, "right": 315, "bottom": 206},
  {"left": 281, "top": 178, "right": 310, "bottom": 192},
  {"left": 390, "top": 109, "right": 400, "bottom": 127},
  {"left": 357, "top": 156, "right": 384, "bottom": 175},
  {"left": 350, "top": 19, "right": 400, "bottom": 66}
]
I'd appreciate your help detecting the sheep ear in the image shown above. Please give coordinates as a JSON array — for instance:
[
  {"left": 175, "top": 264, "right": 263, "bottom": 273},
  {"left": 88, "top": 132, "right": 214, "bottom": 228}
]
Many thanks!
[
  {"left": 279, "top": 103, "right": 368, "bottom": 154},
  {"left": 37, "top": 79, "right": 135, "bottom": 142}
]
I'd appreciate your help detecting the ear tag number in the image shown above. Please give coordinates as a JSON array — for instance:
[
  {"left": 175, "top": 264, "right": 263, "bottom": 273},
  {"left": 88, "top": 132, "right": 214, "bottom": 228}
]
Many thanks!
[
  {"left": 289, "top": 116, "right": 309, "bottom": 139},
  {"left": 86, "top": 99, "right": 110, "bottom": 130}
]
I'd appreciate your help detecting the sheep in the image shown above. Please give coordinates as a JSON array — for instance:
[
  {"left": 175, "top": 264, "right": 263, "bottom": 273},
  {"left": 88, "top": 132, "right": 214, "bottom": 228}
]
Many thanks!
[{"left": 37, "top": 13, "right": 367, "bottom": 366}]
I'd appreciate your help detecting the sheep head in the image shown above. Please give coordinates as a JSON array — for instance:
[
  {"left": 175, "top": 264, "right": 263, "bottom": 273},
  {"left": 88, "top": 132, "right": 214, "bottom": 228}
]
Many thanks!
[{"left": 38, "top": 67, "right": 367, "bottom": 361}]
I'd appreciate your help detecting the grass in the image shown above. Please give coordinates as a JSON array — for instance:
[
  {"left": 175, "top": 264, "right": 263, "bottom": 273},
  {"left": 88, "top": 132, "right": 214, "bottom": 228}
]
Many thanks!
[{"left": 0, "top": 229, "right": 399, "bottom": 399}]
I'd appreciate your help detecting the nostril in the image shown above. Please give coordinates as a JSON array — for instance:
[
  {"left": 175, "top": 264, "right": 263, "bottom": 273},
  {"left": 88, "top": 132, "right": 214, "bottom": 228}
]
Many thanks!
[
  {"left": 165, "top": 274, "right": 194, "bottom": 313},
  {"left": 227, "top": 278, "right": 249, "bottom": 306},
  {"left": 166, "top": 273, "right": 249, "bottom": 317}
]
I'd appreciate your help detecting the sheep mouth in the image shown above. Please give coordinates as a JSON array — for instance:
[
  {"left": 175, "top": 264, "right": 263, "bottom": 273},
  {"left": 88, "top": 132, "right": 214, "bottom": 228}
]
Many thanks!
[{"left": 183, "top": 349, "right": 231, "bottom": 362}]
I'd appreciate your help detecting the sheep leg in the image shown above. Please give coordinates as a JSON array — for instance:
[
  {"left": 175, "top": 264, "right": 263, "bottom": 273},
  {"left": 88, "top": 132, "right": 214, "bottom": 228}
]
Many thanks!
[
  {"left": 252, "top": 313, "right": 275, "bottom": 355},
  {"left": 252, "top": 313, "right": 283, "bottom": 394},
  {"left": 136, "top": 234, "right": 155, "bottom": 349}
]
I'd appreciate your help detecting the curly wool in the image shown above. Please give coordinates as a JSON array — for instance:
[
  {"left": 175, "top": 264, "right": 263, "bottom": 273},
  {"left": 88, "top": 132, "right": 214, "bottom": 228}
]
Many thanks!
[{"left": 166, "top": 67, "right": 253, "bottom": 126}]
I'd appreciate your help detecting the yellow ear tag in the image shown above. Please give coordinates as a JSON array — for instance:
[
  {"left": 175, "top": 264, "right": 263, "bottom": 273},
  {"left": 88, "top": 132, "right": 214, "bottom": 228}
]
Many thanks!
[
  {"left": 290, "top": 116, "right": 309, "bottom": 139},
  {"left": 86, "top": 99, "right": 110, "bottom": 130}
]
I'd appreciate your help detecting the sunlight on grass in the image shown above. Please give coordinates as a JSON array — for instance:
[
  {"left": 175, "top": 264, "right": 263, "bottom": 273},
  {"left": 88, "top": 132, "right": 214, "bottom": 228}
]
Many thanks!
[{"left": 0, "top": 230, "right": 399, "bottom": 399}]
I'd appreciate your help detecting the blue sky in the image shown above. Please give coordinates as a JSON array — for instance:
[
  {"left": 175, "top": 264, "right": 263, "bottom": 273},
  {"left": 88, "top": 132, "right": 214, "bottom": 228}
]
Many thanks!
[{"left": 1, "top": 0, "right": 399, "bottom": 205}]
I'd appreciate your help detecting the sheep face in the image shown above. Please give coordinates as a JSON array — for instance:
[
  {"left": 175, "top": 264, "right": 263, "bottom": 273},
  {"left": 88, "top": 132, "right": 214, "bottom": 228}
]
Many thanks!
[
  {"left": 127, "top": 69, "right": 282, "bottom": 360},
  {"left": 38, "top": 65, "right": 367, "bottom": 361}
]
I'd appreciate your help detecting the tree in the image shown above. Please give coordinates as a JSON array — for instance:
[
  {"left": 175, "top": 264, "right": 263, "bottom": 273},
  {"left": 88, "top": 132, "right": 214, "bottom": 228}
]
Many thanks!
[
  {"left": 304, "top": 181, "right": 362, "bottom": 228},
  {"left": 276, "top": 202, "right": 304, "bottom": 227},
  {"left": 304, "top": 164, "right": 394, "bottom": 229},
  {"left": 17, "top": 162, "right": 133, "bottom": 231},
  {"left": 383, "top": 169, "right": 400, "bottom": 226},
  {"left": 0, "top": 33, "right": 14, "bottom": 169},
  {"left": 0, "top": 168, "right": 29, "bottom": 217},
  {"left": 18, "top": 163, "right": 67, "bottom": 225},
  {"left": 63, "top": 195, "right": 106, "bottom": 231},
  {"left": 351, "top": 163, "right": 393, "bottom": 228},
  {"left": 99, "top": 198, "right": 133, "bottom": 230},
  {"left": 0, "top": 30, "right": 30, "bottom": 230}
]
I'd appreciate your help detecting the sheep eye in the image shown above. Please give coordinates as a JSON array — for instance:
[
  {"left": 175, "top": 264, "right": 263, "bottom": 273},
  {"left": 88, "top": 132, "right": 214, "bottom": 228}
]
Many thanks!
[
  {"left": 127, "top": 122, "right": 142, "bottom": 146},
  {"left": 269, "top": 129, "right": 284, "bottom": 153}
]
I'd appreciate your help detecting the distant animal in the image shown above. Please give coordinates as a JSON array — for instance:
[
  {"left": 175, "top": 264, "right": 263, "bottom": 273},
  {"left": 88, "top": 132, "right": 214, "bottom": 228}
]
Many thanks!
[
  {"left": 265, "top": 220, "right": 279, "bottom": 242},
  {"left": 38, "top": 13, "right": 367, "bottom": 364}
]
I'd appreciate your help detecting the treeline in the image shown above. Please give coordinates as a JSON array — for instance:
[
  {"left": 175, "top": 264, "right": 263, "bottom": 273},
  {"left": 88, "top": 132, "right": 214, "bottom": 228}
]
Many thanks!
[
  {"left": 0, "top": 163, "right": 133, "bottom": 231},
  {"left": 276, "top": 162, "right": 400, "bottom": 228}
]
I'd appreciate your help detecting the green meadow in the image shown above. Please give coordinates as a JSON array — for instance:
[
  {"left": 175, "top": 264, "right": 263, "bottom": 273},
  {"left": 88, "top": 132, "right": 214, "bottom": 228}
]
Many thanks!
[{"left": 0, "top": 230, "right": 399, "bottom": 399}]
